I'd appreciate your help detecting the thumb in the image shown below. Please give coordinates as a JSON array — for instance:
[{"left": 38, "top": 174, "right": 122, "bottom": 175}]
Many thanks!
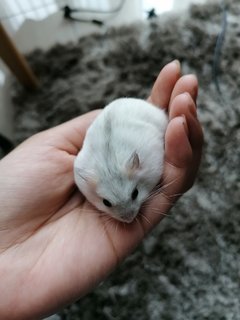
[
  {"left": 141, "top": 116, "right": 193, "bottom": 230},
  {"left": 163, "top": 116, "right": 193, "bottom": 195},
  {"left": 165, "top": 116, "right": 192, "bottom": 168}
]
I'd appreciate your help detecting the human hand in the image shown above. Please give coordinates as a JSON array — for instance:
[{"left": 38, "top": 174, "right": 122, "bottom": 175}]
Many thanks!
[{"left": 0, "top": 61, "right": 203, "bottom": 319}]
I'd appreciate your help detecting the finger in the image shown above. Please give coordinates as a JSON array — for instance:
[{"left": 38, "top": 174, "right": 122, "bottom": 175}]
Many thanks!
[
  {"left": 148, "top": 60, "right": 181, "bottom": 108},
  {"left": 141, "top": 116, "right": 192, "bottom": 231},
  {"left": 170, "top": 74, "right": 198, "bottom": 104},
  {"left": 168, "top": 94, "right": 203, "bottom": 183},
  {"left": 169, "top": 92, "right": 197, "bottom": 120},
  {"left": 186, "top": 114, "right": 203, "bottom": 181},
  {"left": 164, "top": 116, "right": 192, "bottom": 169},
  {"left": 169, "top": 94, "right": 203, "bottom": 149}
]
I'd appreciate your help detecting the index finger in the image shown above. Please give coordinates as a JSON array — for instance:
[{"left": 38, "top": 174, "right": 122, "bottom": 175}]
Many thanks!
[{"left": 148, "top": 60, "right": 181, "bottom": 109}]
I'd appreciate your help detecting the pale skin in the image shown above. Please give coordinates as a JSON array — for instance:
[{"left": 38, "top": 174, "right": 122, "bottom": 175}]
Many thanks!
[{"left": 0, "top": 61, "right": 203, "bottom": 319}]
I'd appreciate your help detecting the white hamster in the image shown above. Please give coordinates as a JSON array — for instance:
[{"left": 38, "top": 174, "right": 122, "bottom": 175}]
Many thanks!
[{"left": 74, "top": 98, "right": 168, "bottom": 223}]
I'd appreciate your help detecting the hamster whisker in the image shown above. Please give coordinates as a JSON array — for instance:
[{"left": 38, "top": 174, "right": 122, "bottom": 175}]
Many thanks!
[
  {"left": 157, "top": 189, "right": 184, "bottom": 203},
  {"left": 100, "top": 215, "right": 116, "bottom": 237},
  {"left": 146, "top": 176, "right": 181, "bottom": 202},
  {"left": 144, "top": 193, "right": 175, "bottom": 207},
  {"left": 161, "top": 171, "right": 175, "bottom": 183},
  {"left": 135, "top": 216, "right": 148, "bottom": 234},
  {"left": 139, "top": 212, "right": 151, "bottom": 225},
  {"left": 144, "top": 200, "right": 174, "bottom": 207},
  {"left": 146, "top": 187, "right": 167, "bottom": 201},
  {"left": 149, "top": 172, "right": 171, "bottom": 194},
  {"left": 162, "top": 173, "right": 182, "bottom": 188},
  {"left": 146, "top": 183, "right": 169, "bottom": 199},
  {"left": 114, "top": 220, "right": 120, "bottom": 235},
  {"left": 160, "top": 176, "right": 181, "bottom": 191},
  {"left": 141, "top": 203, "right": 171, "bottom": 217},
  {"left": 148, "top": 208, "right": 171, "bottom": 218},
  {"left": 165, "top": 192, "right": 184, "bottom": 198},
  {"left": 146, "top": 187, "right": 166, "bottom": 201},
  {"left": 135, "top": 216, "right": 140, "bottom": 227},
  {"left": 149, "top": 206, "right": 171, "bottom": 213},
  {"left": 161, "top": 176, "right": 184, "bottom": 194}
]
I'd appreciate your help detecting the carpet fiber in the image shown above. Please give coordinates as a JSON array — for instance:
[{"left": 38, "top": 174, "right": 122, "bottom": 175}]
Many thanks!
[{"left": 11, "top": 1, "right": 240, "bottom": 319}]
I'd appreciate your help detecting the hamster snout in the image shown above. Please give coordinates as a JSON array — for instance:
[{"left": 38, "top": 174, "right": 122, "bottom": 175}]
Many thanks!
[
  {"left": 114, "top": 208, "right": 139, "bottom": 224},
  {"left": 119, "top": 214, "right": 136, "bottom": 224},
  {"left": 74, "top": 98, "right": 168, "bottom": 223}
]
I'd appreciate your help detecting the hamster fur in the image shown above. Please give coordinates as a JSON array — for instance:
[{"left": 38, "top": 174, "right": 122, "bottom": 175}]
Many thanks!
[{"left": 74, "top": 98, "right": 168, "bottom": 223}]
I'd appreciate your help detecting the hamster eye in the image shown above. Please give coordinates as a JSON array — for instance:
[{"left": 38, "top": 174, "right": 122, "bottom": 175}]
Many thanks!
[
  {"left": 131, "top": 188, "right": 138, "bottom": 200},
  {"left": 103, "top": 199, "right": 112, "bottom": 207}
]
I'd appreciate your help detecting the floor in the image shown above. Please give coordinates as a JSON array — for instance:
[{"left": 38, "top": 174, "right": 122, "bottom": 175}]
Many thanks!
[{"left": 0, "top": 0, "right": 206, "bottom": 140}]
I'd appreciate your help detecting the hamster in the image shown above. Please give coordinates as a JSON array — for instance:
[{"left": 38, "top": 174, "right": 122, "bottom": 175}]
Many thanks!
[{"left": 74, "top": 98, "right": 168, "bottom": 223}]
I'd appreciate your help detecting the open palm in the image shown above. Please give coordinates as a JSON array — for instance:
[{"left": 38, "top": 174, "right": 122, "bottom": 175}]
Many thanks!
[{"left": 0, "top": 61, "right": 203, "bottom": 320}]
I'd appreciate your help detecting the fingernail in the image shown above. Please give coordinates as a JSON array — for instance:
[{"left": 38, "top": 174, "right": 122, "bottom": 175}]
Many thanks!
[
  {"left": 172, "top": 59, "right": 181, "bottom": 68},
  {"left": 183, "top": 92, "right": 191, "bottom": 98},
  {"left": 181, "top": 114, "right": 189, "bottom": 136},
  {"left": 183, "top": 92, "right": 197, "bottom": 116}
]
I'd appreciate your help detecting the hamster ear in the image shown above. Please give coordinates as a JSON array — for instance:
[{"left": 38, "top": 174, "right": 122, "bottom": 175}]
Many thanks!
[
  {"left": 75, "top": 168, "right": 97, "bottom": 188},
  {"left": 75, "top": 168, "right": 89, "bottom": 181},
  {"left": 126, "top": 152, "right": 140, "bottom": 173}
]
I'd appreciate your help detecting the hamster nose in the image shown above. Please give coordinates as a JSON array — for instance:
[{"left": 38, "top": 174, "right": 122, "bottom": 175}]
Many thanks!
[
  {"left": 120, "top": 211, "right": 137, "bottom": 223},
  {"left": 120, "top": 216, "right": 134, "bottom": 224}
]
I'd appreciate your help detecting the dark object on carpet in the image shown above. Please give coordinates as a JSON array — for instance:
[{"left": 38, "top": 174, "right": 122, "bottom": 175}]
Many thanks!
[
  {"left": 11, "top": 0, "right": 240, "bottom": 319},
  {"left": 0, "top": 133, "right": 14, "bottom": 158},
  {"left": 62, "top": 5, "right": 104, "bottom": 26}
]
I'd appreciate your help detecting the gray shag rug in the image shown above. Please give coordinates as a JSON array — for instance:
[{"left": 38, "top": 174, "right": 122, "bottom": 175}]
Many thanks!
[{"left": 11, "top": 1, "right": 240, "bottom": 319}]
